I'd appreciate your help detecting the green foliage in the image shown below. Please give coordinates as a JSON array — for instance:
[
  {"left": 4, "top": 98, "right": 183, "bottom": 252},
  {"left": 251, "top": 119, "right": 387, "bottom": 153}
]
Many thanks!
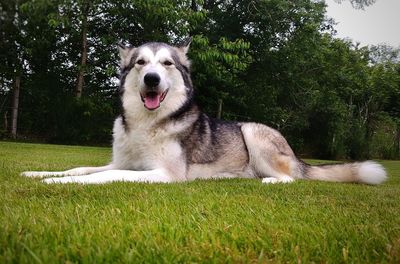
[
  {"left": 369, "top": 115, "right": 399, "bottom": 159},
  {"left": 0, "top": 142, "right": 400, "bottom": 262},
  {"left": 0, "top": 0, "right": 399, "bottom": 158},
  {"left": 190, "top": 35, "right": 251, "bottom": 116},
  {"left": 334, "top": 0, "right": 377, "bottom": 10}
]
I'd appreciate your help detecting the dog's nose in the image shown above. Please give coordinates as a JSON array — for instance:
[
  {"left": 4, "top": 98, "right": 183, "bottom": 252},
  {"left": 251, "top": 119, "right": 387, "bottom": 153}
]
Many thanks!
[{"left": 144, "top": 73, "right": 160, "bottom": 87}]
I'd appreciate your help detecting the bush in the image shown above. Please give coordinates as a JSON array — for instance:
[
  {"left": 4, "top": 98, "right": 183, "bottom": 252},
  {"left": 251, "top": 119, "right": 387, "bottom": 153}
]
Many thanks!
[{"left": 369, "top": 116, "right": 399, "bottom": 159}]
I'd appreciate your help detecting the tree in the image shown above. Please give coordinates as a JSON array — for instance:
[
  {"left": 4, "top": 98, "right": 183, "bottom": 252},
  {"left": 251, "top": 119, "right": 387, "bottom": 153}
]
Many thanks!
[
  {"left": 0, "top": 0, "right": 29, "bottom": 138},
  {"left": 75, "top": 0, "right": 90, "bottom": 98},
  {"left": 1, "top": 0, "right": 399, "bottom": 159},
  {"left": 334, "top": 0, "right": 377, "bottom": 9}
]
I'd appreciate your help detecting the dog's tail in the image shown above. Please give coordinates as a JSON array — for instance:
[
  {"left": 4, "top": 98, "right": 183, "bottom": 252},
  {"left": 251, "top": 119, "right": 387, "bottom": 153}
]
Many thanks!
[{"left": 301, "top": 160, "right": 387, "bottom": 185}]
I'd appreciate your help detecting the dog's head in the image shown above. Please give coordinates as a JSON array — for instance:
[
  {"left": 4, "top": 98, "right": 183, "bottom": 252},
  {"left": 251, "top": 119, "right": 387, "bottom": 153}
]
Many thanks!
[{"left": 118, "top": 39, "right": 192, "bottom": 113}]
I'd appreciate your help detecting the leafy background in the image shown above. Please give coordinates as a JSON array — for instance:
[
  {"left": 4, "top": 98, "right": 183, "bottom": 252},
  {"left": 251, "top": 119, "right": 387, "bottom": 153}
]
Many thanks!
[{"left": 1, "top": 0, "right": 399, "bottom": 159}]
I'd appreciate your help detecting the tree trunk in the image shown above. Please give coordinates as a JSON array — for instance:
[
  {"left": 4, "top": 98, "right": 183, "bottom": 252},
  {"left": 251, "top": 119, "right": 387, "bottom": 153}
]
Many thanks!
[
  {"left": 191, "top": 0, "right": 198, "bottom": 11},
  {"left": 217, "top": 99, "right": 223, "bottom": 119},
  {"left": 75, "top": 2, "right": 89, "bottom": 98},
  {"left": 4, "top": 111, "right": 8, "bottom": 132},
  {"left": 11, "top": 75, "right": 20, "bottom": 138},
  {"left": 189, "top": 0, "right": 200, "bottom": 36},
  {"left": 396, "top": 123, "right": 400, "bottom": 158}
]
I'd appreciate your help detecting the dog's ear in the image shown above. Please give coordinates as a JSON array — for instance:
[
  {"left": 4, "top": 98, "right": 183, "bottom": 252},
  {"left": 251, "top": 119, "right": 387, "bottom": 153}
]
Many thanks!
[
  {"left": 118, "top": 43, "right": 131, "bottom": 60},
  {"left": 177, "top": 37, "right": 192, "bottom": 54},
  {"left": 118, "top": 43, "right": 136, "bottom": 67}
]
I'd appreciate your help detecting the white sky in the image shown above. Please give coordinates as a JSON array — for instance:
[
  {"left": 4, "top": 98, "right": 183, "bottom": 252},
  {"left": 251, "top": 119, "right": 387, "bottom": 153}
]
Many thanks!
[{"left": 325, "top": 0, "right": 400, "bottom": 47}]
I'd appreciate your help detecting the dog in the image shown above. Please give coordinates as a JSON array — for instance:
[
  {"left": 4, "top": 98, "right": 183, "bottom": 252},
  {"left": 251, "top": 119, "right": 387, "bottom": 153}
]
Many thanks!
[{"left": 22, "top": 40, "right": 387, "bottom": 185}]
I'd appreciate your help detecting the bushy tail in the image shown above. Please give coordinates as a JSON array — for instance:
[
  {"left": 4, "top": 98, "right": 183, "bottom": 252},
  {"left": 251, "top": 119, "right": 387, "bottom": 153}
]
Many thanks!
[{"left": 303, "top": 161, "right": 387, "bottom": 185}]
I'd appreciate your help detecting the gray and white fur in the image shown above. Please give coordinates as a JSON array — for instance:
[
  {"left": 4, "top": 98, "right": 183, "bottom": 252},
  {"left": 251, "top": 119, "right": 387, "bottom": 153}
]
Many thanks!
[{"left": 22, "top": 40, "right": 387, "bottom": 185}]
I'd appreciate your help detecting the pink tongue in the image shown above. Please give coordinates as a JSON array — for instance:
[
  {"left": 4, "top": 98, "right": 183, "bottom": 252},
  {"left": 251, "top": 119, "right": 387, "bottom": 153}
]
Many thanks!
[{"left": 144, "top": 94, "right": 161, "bottom": 110}]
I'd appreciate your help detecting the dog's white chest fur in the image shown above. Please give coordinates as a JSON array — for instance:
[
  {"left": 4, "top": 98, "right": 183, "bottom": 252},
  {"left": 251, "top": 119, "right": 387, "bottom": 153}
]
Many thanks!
[{"left": 111, "top": 117, "right": 181, "bottom": 171}]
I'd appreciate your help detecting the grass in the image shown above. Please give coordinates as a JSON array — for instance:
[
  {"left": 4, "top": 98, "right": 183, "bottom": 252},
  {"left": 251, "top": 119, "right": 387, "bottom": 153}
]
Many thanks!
[{"left": 0, "top": 141, "right": 399, "bottom": 263}]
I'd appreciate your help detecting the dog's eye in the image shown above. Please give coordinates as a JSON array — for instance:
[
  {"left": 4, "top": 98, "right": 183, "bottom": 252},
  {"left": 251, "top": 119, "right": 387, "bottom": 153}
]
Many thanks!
[
  {"left": 136, "top": 59, "right": 146, "bottom": 65},
  {"left": 163, "top": 60, "right": 173, "bottom": 66}
]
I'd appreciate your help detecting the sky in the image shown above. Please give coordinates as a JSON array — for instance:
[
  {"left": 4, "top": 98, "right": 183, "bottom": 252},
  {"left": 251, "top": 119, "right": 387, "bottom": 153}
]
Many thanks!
[{"left": 324, "top": 0, "right": 400, "bottom": 47}]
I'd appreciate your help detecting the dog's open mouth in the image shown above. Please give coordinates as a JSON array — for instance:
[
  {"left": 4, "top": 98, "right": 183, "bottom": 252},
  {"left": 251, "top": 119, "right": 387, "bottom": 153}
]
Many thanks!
[{"left": 140, "top": 89, "right": 169, "bottom": 110}]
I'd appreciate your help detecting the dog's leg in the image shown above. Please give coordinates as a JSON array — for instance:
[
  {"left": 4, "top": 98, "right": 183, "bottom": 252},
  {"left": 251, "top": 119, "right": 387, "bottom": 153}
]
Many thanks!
[
  {"left": 241, "top": 123, "right": 298, "bottom": 184},
  {"left": 21, "top": 164, "right": 114, "bottom": 178},
  {"left": 42, "top": 169, "right": 171, "bottom": 184}
]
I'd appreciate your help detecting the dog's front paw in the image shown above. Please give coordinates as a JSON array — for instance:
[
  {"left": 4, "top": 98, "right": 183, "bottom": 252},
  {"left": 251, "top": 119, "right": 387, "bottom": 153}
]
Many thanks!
[
  {"left": 21, "top": 171, "right": 47, "bottom": 178},
  {"left": 43, "top": 176, "right": 77, "bottom": 184}
]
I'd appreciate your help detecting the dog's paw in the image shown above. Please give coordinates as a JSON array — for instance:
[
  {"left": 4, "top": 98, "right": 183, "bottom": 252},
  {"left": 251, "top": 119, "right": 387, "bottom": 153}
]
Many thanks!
[
  {"left": 262, "top": 176, "right": 294, "bottom": 184},
  {"left": 262, "top": 177, "right": 279, "bottom": 184},
  {"left": 43, "top": 176, "right": 77, "bottom": 184},
  {"left": 21, "top": 171, "right": 47, "bottom": 178},
  {"left": 278, "top": 176, "right": 295, "bottom": 183}
]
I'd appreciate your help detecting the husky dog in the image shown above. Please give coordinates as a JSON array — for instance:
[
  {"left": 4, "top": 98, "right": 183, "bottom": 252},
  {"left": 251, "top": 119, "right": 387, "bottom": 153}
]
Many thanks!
[{"left": 22, "top": 40, "right": 387, "bottom": 185}]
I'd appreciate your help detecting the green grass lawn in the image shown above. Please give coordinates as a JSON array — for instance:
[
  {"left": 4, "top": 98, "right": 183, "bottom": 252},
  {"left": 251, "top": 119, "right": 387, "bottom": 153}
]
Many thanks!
[{"left": 0, "top": 141, "right": 399, "bottom": 263}]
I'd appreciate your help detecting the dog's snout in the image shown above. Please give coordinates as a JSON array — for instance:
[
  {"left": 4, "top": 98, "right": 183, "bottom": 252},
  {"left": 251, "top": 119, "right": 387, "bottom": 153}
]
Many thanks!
[{"left": 144, "top": 73, "right": 161, "bottom": 87}]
